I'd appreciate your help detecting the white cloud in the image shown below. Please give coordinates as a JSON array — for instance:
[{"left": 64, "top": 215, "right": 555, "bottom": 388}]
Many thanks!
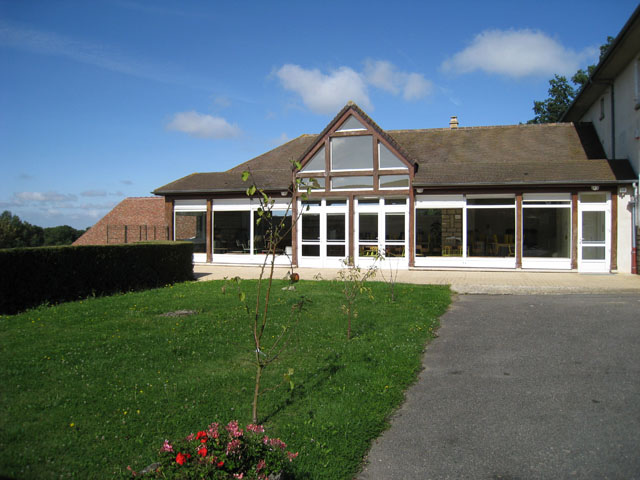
[
  {"left": 166, "top": 111, "right": 241, "bottom": 139},
  {"left": 275, "top": 64, "right": 372, "bottom": 115},
  {"left": 13, "top": 191, "right": 77, "bottom": 204},
  {"left": 364, "top": 60, "right": 433, "bottom": 100},
  {"left": 441, "top": 29, "right": 597, "bottom": 78},
  {"left": 275, "top": 62, "right": 433, "bottom": 114}
]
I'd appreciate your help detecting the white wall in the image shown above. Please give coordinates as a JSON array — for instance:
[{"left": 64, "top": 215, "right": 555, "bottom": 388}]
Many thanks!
[
  {"left": 617, "top": 190, "right": 634, "bottom": 273},
  {"left": 580, "top": 57, "right": 640, "bottom": 177}
]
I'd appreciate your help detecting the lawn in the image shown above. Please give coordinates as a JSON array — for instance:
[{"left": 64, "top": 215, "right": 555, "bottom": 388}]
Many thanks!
[{"left": 0, "top": 278, "right": 450, "bottom": 479}]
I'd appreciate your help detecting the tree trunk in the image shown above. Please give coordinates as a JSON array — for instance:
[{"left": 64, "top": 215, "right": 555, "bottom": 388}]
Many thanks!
[{"left": 252, "top": 363, "right": 263, "bottom": 423}]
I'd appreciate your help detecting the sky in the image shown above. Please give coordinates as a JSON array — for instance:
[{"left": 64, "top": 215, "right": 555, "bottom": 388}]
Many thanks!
[{"left": 1, "top": 0, "right": 638, "bottom": 229}]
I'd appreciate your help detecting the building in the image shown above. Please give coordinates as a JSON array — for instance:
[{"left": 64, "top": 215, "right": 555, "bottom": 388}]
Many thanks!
[
  {"left": 562, "top": 3, "right": 640, "bottom": 272},
  {"left": 153, "top": 102, "right": 636, "bottom": 273},
  {"left": 73, "top": 197, "right": 168, "bottom": 246}
]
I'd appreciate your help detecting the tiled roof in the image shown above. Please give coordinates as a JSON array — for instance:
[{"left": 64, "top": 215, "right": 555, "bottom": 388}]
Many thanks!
[
  {"left": 73, "top": 197, "right": 167, "bottom": 245},
  {"left": 153, "top": 118, "right": 635, "bottom": 195},
  {"left": 391, "top": 122, "right": 634, "bottom": 186},
  {"left": 153, "top": 135, "right": 316, "bottom": 194}
]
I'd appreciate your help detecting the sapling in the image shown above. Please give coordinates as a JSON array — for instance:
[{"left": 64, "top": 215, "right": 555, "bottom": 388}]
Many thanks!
[
  {"left": 337, "top": 256, "right": 378, "bottom": 340},
  {"left": 223, "top": 165, "right": 313, "bottom": 423}
]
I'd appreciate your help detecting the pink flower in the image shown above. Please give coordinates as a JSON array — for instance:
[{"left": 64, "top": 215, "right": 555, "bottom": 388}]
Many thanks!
[
  {"left": 226, "top": 438, "right": 242, "bottom": 455},
  {"left": 226, "top": 420, "right": 243, "bottom": 437},
  {"left": 287, "top": 451, "right": 299, "bottom": 462},
  {"left": 269, "top": 437, "right": 287, "bottom": 450},
  {"left": 246, "top": 423, "right": 265, "bottom": 434},
  {"left": 161, "top": 439, "right": 173, "bottom": 452},
  {"left": 185, "top": 433, "right": 195, "bottom": 442},
  {"left": 207, "top": 422, "right": 220, "bottom": 439},
  {"left": 256, "top": 459, "right": 266, "bottom": 471},
  {"left": 233, "top": 474, "right": 244, "bottom": 479}
]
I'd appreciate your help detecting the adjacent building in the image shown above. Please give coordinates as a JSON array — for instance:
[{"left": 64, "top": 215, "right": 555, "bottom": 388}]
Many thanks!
[{"left": 563, "top": 3, "right": 640, "bottom": 273}]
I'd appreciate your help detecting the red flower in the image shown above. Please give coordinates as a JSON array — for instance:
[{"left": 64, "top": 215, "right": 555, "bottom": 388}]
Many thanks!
[
  {"left": 175, "top": 452, "right": 189, "bottom": 465},
  {"left": 196, "top": 430, "right": 208, "bottom": 443},
  {"left": 198, "top": 446, "right": 207, "bottom": 457},
  {"left": 217, "top": 460, "right": 224, "bottom": 468}
]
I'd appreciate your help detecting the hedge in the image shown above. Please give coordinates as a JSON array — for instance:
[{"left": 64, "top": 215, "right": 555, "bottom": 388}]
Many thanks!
[{"left": 0, "top": 242, "right": 194, "bottom": 314}]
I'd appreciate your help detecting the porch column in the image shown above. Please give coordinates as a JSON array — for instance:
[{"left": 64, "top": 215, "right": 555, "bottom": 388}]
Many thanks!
[
  {"left": 348, "top": 194, "right": 355, "bottom": 265},
  {"left": 291, "top": 195, "right": 298, "bottom": 267},
  {"left": 571, "top": 192, "right": 578, "bottom": 270},
  {"left": 408, "top": 188, "right": 415, "bottom": 267},
  {"left": 164, "top": 198, "right": 174, "bottom": 241},
  {"left": 611, "top": 190, "right": 617, "bottom": 271},
  {"left": 206, "top": 199, "right": 212, "bottom": 263},
  {"left": 515, "top": 193, "right": 522, "bottom": 268}
]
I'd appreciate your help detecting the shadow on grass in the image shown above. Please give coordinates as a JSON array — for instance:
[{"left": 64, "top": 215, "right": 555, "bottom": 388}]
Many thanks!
[{"left": 261, "top": 351, "right": 345, "bottom": 424}]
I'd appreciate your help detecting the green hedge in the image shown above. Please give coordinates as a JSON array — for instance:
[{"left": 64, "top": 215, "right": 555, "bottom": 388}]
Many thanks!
[{"left": 0, "top": 242, "right": 194, "bottom": 314}]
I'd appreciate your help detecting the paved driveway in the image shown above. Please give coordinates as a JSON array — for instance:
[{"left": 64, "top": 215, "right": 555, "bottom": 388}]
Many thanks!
[{"left": 358, "top": 294, "right": 640, "bottom": 479}]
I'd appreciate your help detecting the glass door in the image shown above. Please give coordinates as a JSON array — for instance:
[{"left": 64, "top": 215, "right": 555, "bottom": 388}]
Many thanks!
[{"left": 578, "top": 193, "right": 610, "bottom": 273}]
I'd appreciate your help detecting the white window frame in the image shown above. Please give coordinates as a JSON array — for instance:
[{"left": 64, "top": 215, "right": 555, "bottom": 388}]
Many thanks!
[
  {"left": 297, "top": 199, "right": 349, "bottom": 268},
  {"left": 355, "top": 198, "right": 409, "bottom": 269},
  {"left": 521, "top": 193, "right": 572, "bottom": 270},
  {"left": 330, "top": 136, "right": 374, "bottom": 172},
  {"left": 378, "top": 142, "right": 409, "bottom": 171},
  {"left": 210, "top": 199, "right": 293, "bottom": 266}
]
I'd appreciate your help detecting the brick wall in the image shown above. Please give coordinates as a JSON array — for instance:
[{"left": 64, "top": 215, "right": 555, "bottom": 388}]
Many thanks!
[{"left": 73, "top": 197, "right": 168, "bottom": 246}]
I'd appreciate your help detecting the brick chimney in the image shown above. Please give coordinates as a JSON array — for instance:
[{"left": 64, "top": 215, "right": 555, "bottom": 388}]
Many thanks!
[{"left": 449, "top": 116, "right": 459, "bottom": 129}]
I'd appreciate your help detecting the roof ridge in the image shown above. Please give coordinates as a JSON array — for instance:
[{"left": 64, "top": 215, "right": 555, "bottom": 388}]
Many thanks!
[{"left": 388, "top": 123, "right": 575, "bottom": 133}]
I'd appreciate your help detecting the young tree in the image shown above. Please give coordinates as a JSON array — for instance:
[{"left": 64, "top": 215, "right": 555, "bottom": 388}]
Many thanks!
[
  {"left": 337, "top": 257, "right": 378, "bottom": 340},
  {"left": 224, "top": 167, "right": 313, "bottom": 423}
]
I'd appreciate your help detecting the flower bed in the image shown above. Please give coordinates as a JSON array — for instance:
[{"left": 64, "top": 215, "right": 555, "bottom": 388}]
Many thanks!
[{"left": 127, "top": 421, "right": 297, "bottom": 479}]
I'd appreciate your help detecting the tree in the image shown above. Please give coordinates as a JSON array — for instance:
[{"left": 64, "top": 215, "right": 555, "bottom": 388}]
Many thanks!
[
  {"left": 223, "top": 165, "right": 314, "bottom": 423},
  {"left": 43, "top": 225, "right": 86, "bottom": 246},
  {"left": 0, "top": 211, "right": 44, "bottom": 248},
  {"left": 528, "top": 36, "right": 614, "bottom": 124}
]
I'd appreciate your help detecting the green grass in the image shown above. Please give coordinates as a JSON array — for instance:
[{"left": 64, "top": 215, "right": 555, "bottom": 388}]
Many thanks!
[{"left": 0, "top": 279, "right": 450, "bottom": 479}]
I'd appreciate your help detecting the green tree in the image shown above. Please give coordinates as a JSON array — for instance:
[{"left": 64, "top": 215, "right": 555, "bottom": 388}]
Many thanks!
[
  {"left": 0, "top": 211, "right": 44, "bottom": 248},
  {"left": 43, "top": 225, "right": 86, "bottom": 245},
  {"left": 528, "top": 36, "right": 614, "bottom": 124}
]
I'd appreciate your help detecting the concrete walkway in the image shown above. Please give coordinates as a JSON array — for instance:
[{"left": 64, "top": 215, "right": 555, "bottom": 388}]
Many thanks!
[
  {"left": 358, "top": 294, "right": 640, "bottom": 479},
  {"left": 193, "top": 264, "right": 640, "bottom": 295}
]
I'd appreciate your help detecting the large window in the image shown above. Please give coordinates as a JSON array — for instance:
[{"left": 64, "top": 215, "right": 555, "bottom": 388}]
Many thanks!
[
  {"left": 522, "top": 198, "right": 571, "bottom": 258},
  {"left": 416, "top": 208, "right": 463, "bottom": 257},
  {"left": 385, "top": 213, "right": 405, "bottom": 257},
  {"left": 254, "top": 210, "right": 292, "bottom": 255},
  {"left": 213, "top": 211, "right": 250, "bottom": 254},
  {"left": 326, "top": 213, "right": 346, "bottom": 257},
  {"left": 358, "top": 213, "right": 378, "bottom": 257},
  {"left": 300, "top": 213, "right": 320, "bottom": 257},
  {"left": 467, "top": 208, "right": 515, "bottom": 257},
  {"left": 331, "top": 136, "right": 373, "bottom": 171},
  {"left": 175, "top": 212, "right": 206, "bottom": 253}
]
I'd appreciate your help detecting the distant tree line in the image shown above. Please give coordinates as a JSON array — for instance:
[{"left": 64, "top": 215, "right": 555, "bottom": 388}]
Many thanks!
[
  {"left": 528, "top": 36, "right": 614, "bottom": 124},
  {"left": 0, "top": 210, "right": 87, "bottom": 249}
]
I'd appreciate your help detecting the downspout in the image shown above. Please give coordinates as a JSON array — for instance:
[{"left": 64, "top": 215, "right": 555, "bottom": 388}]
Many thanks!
[{"left": 632, "top": 182, "right": 638, "bottom": 274}]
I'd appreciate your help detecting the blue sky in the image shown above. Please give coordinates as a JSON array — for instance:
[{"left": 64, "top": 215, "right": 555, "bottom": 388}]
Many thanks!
[{"left": 1, "top": 0, "right": 637, "bottom": 229}]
